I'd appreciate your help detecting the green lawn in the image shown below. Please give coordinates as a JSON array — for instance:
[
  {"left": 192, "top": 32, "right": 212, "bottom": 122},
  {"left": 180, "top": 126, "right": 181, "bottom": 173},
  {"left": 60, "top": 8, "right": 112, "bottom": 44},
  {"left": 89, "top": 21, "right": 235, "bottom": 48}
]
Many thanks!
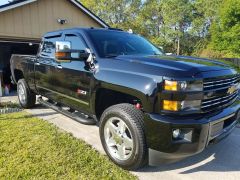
[
  {"left": 0, "top": 112, "right": 136, "bottom": 180},
  {"left": 0, "top": 102, "right": 20, "bottom": 108}
]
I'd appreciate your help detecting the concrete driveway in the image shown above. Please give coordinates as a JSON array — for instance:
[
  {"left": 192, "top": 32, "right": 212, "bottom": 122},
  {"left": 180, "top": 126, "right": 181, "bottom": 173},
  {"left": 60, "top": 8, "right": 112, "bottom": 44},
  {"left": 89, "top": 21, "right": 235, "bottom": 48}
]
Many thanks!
[{"left": 23, "top": 104, "right": 240, "bottom": 180}]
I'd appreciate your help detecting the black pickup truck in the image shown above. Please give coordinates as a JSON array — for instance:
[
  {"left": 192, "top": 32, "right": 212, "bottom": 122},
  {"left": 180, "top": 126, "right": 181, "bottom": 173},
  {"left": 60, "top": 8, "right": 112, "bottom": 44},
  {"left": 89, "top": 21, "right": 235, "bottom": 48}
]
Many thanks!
[{"left": 10, "top": 27, "right": 240, "bottom": 170}]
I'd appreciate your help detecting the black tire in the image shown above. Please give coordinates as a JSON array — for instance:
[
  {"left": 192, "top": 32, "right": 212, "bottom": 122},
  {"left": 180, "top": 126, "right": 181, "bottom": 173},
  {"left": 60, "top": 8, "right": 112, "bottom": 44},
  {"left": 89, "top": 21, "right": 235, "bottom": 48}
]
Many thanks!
[
  {"left": 17, "top": 79, "right": 36, "bottom": 108},
  {"left": 99, "top": 103, "right": 147, "bottom": 170}
]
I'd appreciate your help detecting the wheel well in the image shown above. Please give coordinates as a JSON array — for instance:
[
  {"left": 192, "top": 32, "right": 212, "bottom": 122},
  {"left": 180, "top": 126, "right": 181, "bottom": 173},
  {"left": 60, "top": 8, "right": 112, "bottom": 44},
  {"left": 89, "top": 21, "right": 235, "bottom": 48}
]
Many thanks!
[
  {"left": 14, "top": 69, "right": 24, "bottom": 83},
  {"left": 95, "top": 88, "right": 141, "bottom": 120}
]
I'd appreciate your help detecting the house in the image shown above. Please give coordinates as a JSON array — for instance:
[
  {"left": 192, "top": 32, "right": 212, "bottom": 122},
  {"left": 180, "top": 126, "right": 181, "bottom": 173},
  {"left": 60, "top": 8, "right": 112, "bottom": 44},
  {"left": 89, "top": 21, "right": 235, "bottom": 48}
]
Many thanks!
[{"left": 0, "top": 0, "right": 108, "bottom": 92}]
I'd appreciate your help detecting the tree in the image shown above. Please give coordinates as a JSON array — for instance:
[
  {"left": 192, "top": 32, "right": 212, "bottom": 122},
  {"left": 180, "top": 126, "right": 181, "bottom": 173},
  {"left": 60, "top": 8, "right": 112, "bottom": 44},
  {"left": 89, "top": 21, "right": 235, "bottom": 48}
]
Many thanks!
[
  {"left": 138, "top": 0, "right": 193, "bottom": 55},
  {"left": 190, "top": 0, "right": 223, "bottom": 56},
  {"left": 208, "top": 0, "right": 240, "bottom": 57},
  {"left": 80, "top": 0, "right": 142, "bottom": 30},
  {"left": 191, "top": 0, "right": 223, "bottom": 37},
  {"left": 81, "top": 0, "right": 238, "bottom": 57},
  {"left": 161, "top": 0, "right": 193, "bottom": 55}
]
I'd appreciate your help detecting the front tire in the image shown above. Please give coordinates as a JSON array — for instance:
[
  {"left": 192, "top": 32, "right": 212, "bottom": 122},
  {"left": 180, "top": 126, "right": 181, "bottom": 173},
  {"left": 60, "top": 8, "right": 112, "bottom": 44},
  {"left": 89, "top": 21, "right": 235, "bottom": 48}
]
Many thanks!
[
  {"left": 99, "top": 103, "right": 147, "bottom": 170},
  {"left": 17, "top": 79, "right": 36, "bottom": 108}
]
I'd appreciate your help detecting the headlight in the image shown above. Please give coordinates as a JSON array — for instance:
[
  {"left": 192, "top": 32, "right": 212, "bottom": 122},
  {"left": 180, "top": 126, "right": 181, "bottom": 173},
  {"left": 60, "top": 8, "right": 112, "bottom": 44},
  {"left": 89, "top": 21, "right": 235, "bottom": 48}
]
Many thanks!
[
  {"left": 164, "top": 80, "right": 203, "bottom": 91},
  {"left": 163, "top": 100, "right": 201, "bottom": 112},
  {"left": 164, "top": 80, "right": 178, "bottom": 91}
]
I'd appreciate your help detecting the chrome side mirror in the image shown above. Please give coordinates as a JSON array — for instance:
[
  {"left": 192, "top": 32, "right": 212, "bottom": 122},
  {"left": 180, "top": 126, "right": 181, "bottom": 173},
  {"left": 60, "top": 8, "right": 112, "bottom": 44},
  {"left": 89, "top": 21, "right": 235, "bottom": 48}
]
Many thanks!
[
  {"left": 56, "top": 41, "right": 71, "bottom": 52},
  {"left": 55, "top": 41, "right": 90, "bottom": 62}
]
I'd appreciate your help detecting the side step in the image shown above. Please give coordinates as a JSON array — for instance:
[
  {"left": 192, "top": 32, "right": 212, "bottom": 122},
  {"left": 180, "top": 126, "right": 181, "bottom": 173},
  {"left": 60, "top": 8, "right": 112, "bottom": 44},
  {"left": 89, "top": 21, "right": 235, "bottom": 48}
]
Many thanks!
[{"left": 38, "top": 97, "right": 96, "bottom": 125}]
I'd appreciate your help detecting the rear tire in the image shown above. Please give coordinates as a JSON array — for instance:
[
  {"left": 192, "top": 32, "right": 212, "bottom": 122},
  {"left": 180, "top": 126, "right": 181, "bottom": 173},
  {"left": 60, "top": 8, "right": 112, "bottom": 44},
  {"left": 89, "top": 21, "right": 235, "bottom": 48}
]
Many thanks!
[
  {"left": 17, "top": 79, "right": 36, "bottom": 108},
  {"left": 99, "top": 103, "right": 147, "bottom": 170}
]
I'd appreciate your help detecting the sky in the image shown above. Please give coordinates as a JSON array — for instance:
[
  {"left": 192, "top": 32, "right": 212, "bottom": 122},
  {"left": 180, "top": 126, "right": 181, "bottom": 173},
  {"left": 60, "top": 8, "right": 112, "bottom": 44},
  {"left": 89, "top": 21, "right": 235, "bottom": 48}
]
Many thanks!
[{"left": 0, "top": 0, "right": 11, "bottom": 6}]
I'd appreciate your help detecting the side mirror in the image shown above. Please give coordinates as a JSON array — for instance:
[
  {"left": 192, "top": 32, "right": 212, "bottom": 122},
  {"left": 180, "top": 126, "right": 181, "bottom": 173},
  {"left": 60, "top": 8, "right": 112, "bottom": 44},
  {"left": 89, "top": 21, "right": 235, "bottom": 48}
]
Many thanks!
[
  {"left": 55, "top": 41, "right": 71, "bottom": 61},
  {"left": 55, "top": 41, "right": 90, "bottom": 62}
]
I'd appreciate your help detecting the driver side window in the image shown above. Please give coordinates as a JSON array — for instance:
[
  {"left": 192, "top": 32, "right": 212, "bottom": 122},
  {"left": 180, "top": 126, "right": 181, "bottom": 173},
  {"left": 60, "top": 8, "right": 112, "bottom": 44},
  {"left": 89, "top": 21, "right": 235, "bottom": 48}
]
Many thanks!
[{"left": 40, "top": 36, "right": 61, "bottom": 59}]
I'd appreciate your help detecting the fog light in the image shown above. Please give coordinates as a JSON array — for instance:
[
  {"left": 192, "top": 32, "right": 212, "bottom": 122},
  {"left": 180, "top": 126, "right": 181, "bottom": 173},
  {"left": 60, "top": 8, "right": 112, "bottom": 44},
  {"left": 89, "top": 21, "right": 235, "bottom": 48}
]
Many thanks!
[
  {"left": 163, "top": 100, "right": 179, "bottom": 111},
  {"left": 172, "top": 129, "right": 193, "bottom": 143},
  {"left": 172, "top": 129, "right": 181, "bottom": 139}
]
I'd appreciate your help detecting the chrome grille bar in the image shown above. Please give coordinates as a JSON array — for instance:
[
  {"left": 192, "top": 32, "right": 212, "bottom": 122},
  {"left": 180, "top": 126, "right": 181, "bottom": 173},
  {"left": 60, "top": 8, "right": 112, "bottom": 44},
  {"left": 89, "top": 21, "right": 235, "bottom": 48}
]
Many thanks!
[
  {"left": 202, "top": 74, "right": 239, "bottom": 112},
  {"left": 203, "top": 75, "right": 240, "bottom": 91},
  {"left": 202, "top": 91, "right": 238, "bottom": 105},
  {"left": 202, "top": 91, "right": 238, "bottom": 109},
  {"left": 204, "top": 80, "right": 239, "bottom": 88},
  {"left": 204, "top": 76, "right": 239, "bottom": 85}
]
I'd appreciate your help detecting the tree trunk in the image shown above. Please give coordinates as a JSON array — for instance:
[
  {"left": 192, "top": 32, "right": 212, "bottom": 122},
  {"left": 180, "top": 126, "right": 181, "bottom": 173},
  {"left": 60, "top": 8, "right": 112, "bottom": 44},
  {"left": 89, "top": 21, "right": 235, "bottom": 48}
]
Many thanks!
[{"left": 177, "top": 37, "right": 180, "bottom": 55}]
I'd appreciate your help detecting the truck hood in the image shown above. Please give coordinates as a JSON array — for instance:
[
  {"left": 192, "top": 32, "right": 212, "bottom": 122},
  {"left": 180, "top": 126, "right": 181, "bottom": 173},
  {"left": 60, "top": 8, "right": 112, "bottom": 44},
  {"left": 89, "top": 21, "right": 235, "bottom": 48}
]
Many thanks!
[
  {"left": 115, "top": 55, "right": 231, "bottom": 74},
  {"left": 97, "top": 55, "right": 236, "bottom": 82}
]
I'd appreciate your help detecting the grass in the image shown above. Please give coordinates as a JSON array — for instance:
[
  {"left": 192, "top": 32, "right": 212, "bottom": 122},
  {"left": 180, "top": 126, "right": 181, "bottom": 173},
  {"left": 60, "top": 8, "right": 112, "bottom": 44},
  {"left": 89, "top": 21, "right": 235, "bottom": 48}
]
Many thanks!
[
  {"left": 0, "top": 102, "right": 20, "bottom": 108},
  {"left": 0, "top": 112, "right": 136, "bottom": 180}
]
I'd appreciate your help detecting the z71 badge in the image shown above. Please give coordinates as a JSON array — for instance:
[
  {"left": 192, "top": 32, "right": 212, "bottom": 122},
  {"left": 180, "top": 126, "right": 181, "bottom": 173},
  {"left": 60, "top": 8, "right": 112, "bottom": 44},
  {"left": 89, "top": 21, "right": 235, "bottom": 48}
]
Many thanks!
[{"left": 77, "top": 89, "right": 87, "bottom": 95}]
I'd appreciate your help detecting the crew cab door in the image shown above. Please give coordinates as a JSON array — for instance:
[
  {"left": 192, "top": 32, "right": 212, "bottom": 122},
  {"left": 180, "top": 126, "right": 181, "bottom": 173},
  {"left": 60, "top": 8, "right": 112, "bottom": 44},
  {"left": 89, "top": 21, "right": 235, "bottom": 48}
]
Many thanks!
[
  {"left": 34, "top": 35, "right": 63, "bottom": 101},
  {"left": 52, "top": 34, "right": 92, "bottom": 113}
]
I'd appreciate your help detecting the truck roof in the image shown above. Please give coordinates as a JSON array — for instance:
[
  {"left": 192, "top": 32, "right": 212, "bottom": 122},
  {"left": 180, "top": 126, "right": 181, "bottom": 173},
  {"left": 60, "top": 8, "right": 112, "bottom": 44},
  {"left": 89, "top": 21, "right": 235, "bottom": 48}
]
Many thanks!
[{"left": 43, "top": 27, "right": 124, "bottom": 39}]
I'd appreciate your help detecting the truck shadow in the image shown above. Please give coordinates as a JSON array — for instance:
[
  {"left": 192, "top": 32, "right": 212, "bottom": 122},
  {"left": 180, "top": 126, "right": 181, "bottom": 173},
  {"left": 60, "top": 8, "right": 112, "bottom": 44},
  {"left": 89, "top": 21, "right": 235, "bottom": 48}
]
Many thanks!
[
  {"left": 139, "top": 128, "right": 240, "bottom": 174},
  {"left": 26, "top": 104, "right": 59, "bottom": 117}
]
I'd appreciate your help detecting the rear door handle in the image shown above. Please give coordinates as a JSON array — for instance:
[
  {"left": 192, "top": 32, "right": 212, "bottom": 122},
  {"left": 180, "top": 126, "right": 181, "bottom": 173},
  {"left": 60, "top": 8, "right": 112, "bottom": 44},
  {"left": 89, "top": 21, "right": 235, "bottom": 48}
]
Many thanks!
[
  {"left": 56, "top": 65, "right": 63, "bottom": 69},
  {"left": 35, "top": 62, "right": 40, "bottom": 66}
]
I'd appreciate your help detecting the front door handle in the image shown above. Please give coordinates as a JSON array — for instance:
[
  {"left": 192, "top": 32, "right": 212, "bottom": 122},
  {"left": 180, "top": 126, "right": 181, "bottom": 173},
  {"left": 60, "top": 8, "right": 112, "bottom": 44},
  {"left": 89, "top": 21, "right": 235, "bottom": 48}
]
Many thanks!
[{"left": 56, "top": 65, "right": 63, "bottom": 69}]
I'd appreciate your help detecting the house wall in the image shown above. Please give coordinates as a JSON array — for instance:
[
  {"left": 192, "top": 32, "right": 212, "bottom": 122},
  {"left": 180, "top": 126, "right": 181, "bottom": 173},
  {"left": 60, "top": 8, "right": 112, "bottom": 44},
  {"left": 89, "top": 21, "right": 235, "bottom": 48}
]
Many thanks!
[{"left": 0, "top": 0, "right": 102, "bottom": 40}]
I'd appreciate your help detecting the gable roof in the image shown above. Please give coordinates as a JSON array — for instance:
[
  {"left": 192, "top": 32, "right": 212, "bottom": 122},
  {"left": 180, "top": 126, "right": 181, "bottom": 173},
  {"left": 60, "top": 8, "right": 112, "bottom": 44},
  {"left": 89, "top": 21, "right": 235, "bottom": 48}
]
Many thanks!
[{"left": 0, "top": 0, "right": 109, "bottom": 28}]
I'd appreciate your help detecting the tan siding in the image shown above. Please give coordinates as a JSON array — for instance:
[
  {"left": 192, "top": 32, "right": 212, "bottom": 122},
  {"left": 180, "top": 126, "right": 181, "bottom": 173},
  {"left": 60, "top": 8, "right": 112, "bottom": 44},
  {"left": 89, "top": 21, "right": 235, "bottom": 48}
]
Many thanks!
[
  {"left": 30, "top": 1, "right": 40, "bottom": 36},
  {"left": 13, "top": 6, "right": 24, "bottom": 35},
  {"left": 37, "top": 0, "right": 45, "bottom": 35},
  {"left": 1, "top": 10, "right": 14, "bottom": 35},
  {"left": 22, "top": 5, "right": 31, "bottom": 36},
  {"left": 0, "top": 0, "right": 103, "bottom": 40}
]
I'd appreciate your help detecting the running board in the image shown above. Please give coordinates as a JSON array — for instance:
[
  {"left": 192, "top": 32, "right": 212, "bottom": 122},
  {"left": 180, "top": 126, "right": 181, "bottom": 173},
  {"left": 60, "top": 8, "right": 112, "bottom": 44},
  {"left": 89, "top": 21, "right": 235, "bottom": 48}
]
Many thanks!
[{"left": 38, "top": 97, "right": 96, "bottom": 125}]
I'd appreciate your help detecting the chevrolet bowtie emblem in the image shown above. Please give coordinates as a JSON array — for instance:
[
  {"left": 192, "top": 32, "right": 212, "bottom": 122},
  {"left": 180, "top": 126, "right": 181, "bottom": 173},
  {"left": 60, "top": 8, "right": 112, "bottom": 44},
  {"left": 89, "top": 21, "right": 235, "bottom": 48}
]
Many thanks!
[{"left": 227, "top": 85, "right": 237, "bottom": 95}]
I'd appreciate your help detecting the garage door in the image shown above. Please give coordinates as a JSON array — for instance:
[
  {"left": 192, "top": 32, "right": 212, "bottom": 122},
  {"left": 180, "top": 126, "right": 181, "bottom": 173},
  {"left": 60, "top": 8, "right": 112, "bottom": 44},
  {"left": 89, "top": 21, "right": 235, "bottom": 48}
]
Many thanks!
[{"left": 0, "top": 39, "right": 39, "bottom": 91}]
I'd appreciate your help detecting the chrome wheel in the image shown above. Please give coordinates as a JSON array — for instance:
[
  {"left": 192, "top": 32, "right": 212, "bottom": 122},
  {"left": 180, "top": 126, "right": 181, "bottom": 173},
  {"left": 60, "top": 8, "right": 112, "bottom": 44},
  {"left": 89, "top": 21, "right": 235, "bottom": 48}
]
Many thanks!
[
  {"left": 104, "top": 117, "right": 134, "bottom": 161},
  {"left": 18, "top": 84, "right": 26, "bottom": 104}
]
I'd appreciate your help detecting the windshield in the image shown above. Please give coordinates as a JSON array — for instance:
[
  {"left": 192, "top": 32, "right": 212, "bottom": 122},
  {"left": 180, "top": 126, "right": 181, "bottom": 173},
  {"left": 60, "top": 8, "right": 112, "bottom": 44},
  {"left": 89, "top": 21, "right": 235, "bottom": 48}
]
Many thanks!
[{"left": 87, "top": 30, "right": 163, "bottom": 58}]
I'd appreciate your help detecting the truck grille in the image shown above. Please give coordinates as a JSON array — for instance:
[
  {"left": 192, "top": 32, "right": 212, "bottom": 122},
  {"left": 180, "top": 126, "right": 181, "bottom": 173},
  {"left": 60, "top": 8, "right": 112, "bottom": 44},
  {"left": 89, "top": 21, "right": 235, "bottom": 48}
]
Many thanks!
[
  {"left": 203, "top": 75, "right": 240, "bottom": 91},
  {"left": 202, "top": 91, "right": 238, "bottom": 111},
  {"left": 202, "top": 74, "right": 240, "bottom": 112}
]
